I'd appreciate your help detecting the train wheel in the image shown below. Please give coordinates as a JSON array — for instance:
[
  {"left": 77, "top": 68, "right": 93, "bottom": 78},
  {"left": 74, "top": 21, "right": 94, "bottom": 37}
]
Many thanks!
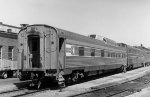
[
  {"left": 2, "top": 72, "right": 8, "bottom": 79},
  {"left": 120, "top": 65, "right": 126, "bottom": 73},
  {"left": 130, "top": 65, "right": 133, "bottom": 70},
  {"left": 58, "top": 81, "right": 66, "bottom": 89},
  {"left": 120, "top": 65, "right": 124, "bottom": 72},
  {"left": 18, "top": 72, "right": 24, "bottom": 81},
  {"left": 123, "top": 65, "right": 127, "bottom": 73},
  {"left": 80, "top": 72, "right": 84, "bottom": 79},
  {"left": 37, "top": 80, "right": 42, "bottom": 89},
  {"left": 127, "top": 65, "right": 132, "bottom": 71},
  {"left": 72, "top": 72, "right": 80, "bottom": 83},
  {"left": 65, "top": 75, "right": 72, "bottom": 84}
]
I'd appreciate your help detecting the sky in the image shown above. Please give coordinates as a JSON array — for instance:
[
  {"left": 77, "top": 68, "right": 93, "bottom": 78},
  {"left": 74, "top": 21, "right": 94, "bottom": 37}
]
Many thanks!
[{"left": 0, "top": 0, "right": 150, "bottom": 47}]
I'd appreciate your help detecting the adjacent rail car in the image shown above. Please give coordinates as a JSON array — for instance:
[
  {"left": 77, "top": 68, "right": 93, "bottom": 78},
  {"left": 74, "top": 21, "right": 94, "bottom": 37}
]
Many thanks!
[
  {"left": 0, "top": 31, "right": 18, "bottom": 79},
  {"left": 127, "top": 45, "right": 145, "bottom": 69},
  {"left": 118, "top": 43, "right": 149, "bottom": 70},
  {"left": 135, "top": 46, "right": 150, "bottom": 66},
  {"left": 18, "top": 24, "right": 127, "bottom": 88}
]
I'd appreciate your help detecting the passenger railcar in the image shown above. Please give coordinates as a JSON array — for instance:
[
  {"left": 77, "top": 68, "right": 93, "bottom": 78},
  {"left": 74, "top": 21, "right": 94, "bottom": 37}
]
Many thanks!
[
  {"left": 0, "top": 31, "right": 18, "bottom": 79},
  {"left": 127, "top": 45, "right": 145, "bottom": 69},
  {"left": 18, "top": 24, "right": 127, "bottom": 88},
  {"left": 118, "top": 43, "right": 149, "bottom": 70},
  {"left": 135, "top": 46, "right": 150, "bottom": 66}
]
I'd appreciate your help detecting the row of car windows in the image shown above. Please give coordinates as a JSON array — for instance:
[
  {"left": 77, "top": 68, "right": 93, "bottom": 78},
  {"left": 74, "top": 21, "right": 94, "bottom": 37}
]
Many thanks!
[{"left": 77, "top": 47, "right": 126, "bottom": 58}]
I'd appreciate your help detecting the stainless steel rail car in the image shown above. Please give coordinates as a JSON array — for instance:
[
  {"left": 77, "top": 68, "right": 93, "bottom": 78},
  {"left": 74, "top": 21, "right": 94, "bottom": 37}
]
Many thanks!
[
  {"left": 135, "top": 46, "right": 150, "bottom": 66},
  {"left": 127, "top": 45, "right": 145, "bottom": 69},
  {"left": 18, "top": 24, "right": 127, "bottom": 88},
  {"left": 118, "top": 43, "right": 149, "bottom": 70}
]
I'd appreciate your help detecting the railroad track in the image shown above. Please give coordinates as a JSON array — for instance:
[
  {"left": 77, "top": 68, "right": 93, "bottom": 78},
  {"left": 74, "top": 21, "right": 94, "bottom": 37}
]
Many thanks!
[
  {"left": 0, "top": 67, "right": 147, "bottom": 97},
  {"left": 0, "top": 88, "right": 51, "bottom": 97},
  {"left": 105, "top": 88, "right": 141, "bottom": 97},
  {"left": 70, "top": 73, "right": 150, "bottom": 97},
  {"left": 69, "top": 85, "right": 142, "bottom": 97}
]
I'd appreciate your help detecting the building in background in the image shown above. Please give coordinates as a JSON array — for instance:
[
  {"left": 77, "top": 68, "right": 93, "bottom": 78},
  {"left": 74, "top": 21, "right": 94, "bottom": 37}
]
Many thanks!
[{"left": 0, "top": 22, "right": 20, "bottom": 78}]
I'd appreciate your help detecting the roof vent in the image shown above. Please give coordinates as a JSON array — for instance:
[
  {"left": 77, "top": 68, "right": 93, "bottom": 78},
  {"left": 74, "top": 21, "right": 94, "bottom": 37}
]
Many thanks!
[
  {"left": 7, "top": 29, "right": 12, "bottom": 33},
  {"left": 20, "top": 24, "right": 29, "bottom": 28}
]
